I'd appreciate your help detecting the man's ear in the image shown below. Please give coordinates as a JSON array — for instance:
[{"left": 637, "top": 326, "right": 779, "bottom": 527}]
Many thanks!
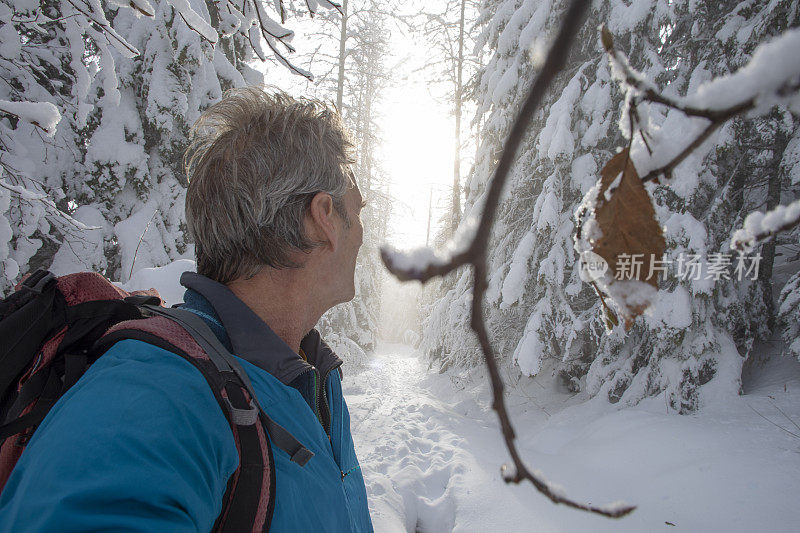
[{"left": 307, "top": 192, "right": 339, "bottom": 250}]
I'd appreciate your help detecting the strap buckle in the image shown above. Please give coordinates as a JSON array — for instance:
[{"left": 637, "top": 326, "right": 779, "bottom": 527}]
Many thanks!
[
  {"left": 290, "top": 447, "right": 314, "bottom": 467},
  {"left": 224, "top": 397, "right": 259, "bottom": 426}
]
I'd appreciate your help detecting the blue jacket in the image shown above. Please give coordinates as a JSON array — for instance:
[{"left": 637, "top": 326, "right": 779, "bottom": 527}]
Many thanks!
[{"left": 0, "top": 272, "right": 373, "bottom": 532}]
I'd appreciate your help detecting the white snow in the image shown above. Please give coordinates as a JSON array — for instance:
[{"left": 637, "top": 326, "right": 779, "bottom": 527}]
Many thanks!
[
  {"left": 603, "top": 171, "right": 622, "bottom": 201},
  {"left": 107, "top": 0, "right": 155, "bottom": 17},
  {"left": 121, "top": 258, "right": 196, "bottom": 305},
  {"left": 0, "top": 99, "right": 61, "bottom": 136},
  {"left": 347, "top": 342, "right": 800, "bottom": 532},
  {"left": 607, "top": 0, "right": 653, "bottom": 35},
  {"left": 500, "top": 230, "right": 535, "bottom": 308},
  {"left": 683, "top": 27, "right": 800, "bottom": 113},
  {"left": 491, "top": 57, "right": 520, "bottom": 105},
  {"left": 570, "top": 153, "right": 598, "bottom": 195},
  {"left": 538, "top": 71, "right": 583, "bottom": 161},
  {"left": 0, "top": 22, "right": 21, "bottom": 60},
  {"left": 114, "top": 202, "right": 172, "bottom": 282},
  {"left": 512, "top": 302, "right": 547, "bottom": 375},
  {"left": 49, "top": 205, "right": 107, "bottom": 275},
  {"left": 643, "top": 284, "right": 692, "bottom": 330},
  {"left": 381, "top": 245, "right": 450, "bottom": 276},
  {"left": 167, "top": 0, "right": 218, "bottom": 43},
  {"left": 380, "top": 209, "right": 480, "bottom": 276}
]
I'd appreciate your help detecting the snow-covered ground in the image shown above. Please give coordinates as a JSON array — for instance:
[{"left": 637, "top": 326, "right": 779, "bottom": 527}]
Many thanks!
[{"left": 346, "top": 343, "right": 800, "bottom": 532}]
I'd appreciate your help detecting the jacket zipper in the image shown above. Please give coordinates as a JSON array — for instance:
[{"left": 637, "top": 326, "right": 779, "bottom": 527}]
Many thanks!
[
  {"left": 304, "top": 363, "right": 340, "bottom": 437},
  {"left": 298, "top": 361, "right": 342, "bottom": 451},
  {"left": 306, "top": 362, "right": 353, "bottom": 481},
  {"left": 317, "top": 363, "right": 340, "bottom": 437}
]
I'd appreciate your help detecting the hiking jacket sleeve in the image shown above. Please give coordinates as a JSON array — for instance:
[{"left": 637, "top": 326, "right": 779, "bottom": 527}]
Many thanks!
[{"left": 0, "top": 339, "right": 240, "bottom": 532}]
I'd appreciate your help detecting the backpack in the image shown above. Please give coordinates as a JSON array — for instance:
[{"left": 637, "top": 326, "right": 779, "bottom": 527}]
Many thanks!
[{"left": 0, "top": 269, "right": 314, "bottom": 532}]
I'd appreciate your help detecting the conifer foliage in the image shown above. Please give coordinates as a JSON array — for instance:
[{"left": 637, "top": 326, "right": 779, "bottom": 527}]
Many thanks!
[
  {"left": 0, "top": 0, "right": 337, "bottom": 290},
  {"left": 417, "top": 0, "right": 800, "bottom": 412}
]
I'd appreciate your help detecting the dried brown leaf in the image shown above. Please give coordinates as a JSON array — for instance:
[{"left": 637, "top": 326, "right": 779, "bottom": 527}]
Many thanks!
[{"left": 592, "top": 148, "right": 665, "bottom": 322}]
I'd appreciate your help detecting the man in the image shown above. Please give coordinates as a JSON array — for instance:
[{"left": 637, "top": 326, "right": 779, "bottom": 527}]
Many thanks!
[{"left": 0, "top": 88, "right": 373, "bottom": 531}]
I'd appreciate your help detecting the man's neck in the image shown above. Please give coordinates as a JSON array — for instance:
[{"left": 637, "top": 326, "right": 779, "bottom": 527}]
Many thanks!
[{"left": 226, "top": 269, "right": 323, "bottom": 354}]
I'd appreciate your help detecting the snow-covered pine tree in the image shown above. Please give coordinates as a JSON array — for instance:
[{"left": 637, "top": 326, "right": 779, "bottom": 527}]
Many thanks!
[
  {"left": 0, "top": 0, "right": 145, "bottom": 291},
  {"left": 414, "top": 0, "right": 483, "bottom": 371},
  {"left": 51, "top": 1, "right": 251, "bottom": 281},
  {"left": 424, "top": 0, "right": 799, "bottom": 412},
  {"left": 2, "top": 0, "right": 339, "bottom": 291},
  {"left": 586, "top": 0, "right": 800, "bottom": 411},
  {"left": 422, "top": 0, "right": 618, "bottom": 379},
  {"left": 49, "top": 0, "right": 320, "bottom": 281},
  {"left": 699, "top": 2, "right": 800, "bottom": 364}
]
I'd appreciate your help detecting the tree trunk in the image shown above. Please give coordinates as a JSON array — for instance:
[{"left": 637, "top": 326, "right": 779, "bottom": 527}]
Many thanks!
[
  {"left": 336, "top": 0, "right": 349, "bottom": 113},
  {"left": 758, "top": 127, "right": 788, "bottom": 330},
  {"left": 451, "top": 0, "right": 466, "bottom": 235}
]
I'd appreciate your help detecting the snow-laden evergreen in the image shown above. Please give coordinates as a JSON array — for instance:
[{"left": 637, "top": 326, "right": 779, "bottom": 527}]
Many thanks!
[
  {"left": 422, "top": 0, "right": 800, "bottom": 411},
  {"left": 50, "top": 0, "right": 273, "bottom": 282},
  {"left": 1, "top": 0, "right": 336, "bottom": 292},
  {"left": 0, "top": 0, "right": 136, "bottom": 290}
]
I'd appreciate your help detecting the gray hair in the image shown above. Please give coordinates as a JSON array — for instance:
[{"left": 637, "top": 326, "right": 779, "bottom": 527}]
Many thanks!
[{"left": 185, "top": 87, "right": 355, "bottom": 284}]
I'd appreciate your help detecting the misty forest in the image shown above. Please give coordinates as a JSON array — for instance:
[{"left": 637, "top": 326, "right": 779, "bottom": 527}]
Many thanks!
[{"left": 2, "top": 0, "right": 800, "bottom": 530}]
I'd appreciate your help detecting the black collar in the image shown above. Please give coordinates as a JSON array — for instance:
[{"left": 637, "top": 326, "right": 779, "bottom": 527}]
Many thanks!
[{"left": 180, "top": 272, "right": 342, "bottom": 384}]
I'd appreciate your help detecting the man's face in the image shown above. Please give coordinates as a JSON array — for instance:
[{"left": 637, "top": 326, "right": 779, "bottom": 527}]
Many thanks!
[{"left": 336, "top": 181, "right": 364, "bottom": 303}]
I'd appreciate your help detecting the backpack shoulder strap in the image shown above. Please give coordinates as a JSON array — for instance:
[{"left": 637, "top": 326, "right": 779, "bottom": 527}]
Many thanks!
[
  {"left": 95, "top": 306, "right": 313, "bottom": 533},
  {"left": 143, "top": 307, "right": 314, "bottom": 465}
]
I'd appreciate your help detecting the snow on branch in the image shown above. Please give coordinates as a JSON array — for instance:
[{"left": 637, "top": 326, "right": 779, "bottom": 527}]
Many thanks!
[
  {"left": 0, "top": 178, "right": 97, "bottom": 233},
  {"left": 160, "top": 0, "right": 332, "bottom": 79},
  {"left": 107, "top": 0, "right": 155, "bottom": 18},
  {"left": 382, "top": 0, "right": 635, "bottom": 519},
  {"left": 262, "top": 35, "right": 313, "bottom": 79},
  {"left": 273, "top": 0, "right": 286, "bottom": 23},
  {"left": 598, "top": 24, "right": 800, "bottom": 291},
  {"left": 601, "top": 26, "right": 800, "bottom": 183},
  {"left": 0, "top": 100, "right": 61, "bottom": 136},
  {"left": 731, "top": 198, "right": 800, "bottom": 253},
  {"left": 167, "top": 0, "right": 218, "bottom": 43},
  {"left": 253, "top": 0, "right": 295, "bottom": 46},
  {"left": 305, "top": 0, "right": 343, "bottom": 18},
  {"left": 64, "top": 0, "right": 141, "bottom": 58},
  {"left": 381, "top": 212, "right": 478, "bottom": 281},
  {"left": 244, "top": 0, "right": 316, "bottom": 80}
]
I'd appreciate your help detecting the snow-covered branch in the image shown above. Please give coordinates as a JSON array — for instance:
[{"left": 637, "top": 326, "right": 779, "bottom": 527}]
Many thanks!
[
  {"left": 245, "top": 0, "right": 316, "bottom": 79},
  {"left": 731, "top": 198, "right": 800, "bottom": 253},
  {"left": 601, "top": 26, "right": 800, "bottom": 183},
  {"left": 64, "top": 0, "right": 141, "bottom": 58},
  {"left": 167, "top": 0, "right": 218, "bottom": 43},
  {"left": 382, "top": 0, "right": 635, "bottom": 519},
  {"left": 0, "top": 100, "right": 60, "bottom": 136},
  {"left": 0, "top": 177, "right": 98, "bottom": 233},
  {"left": 305, "top": 0, "right": 342, "bottom": 17}
]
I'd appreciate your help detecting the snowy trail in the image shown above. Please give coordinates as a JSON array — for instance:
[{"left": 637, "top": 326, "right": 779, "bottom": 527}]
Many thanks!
[
  {"left": 343, "top": 343, "right": 540, "bottom": 532},
  {"left": 344, "top": 343, "right": 800, "bottom": 533}
]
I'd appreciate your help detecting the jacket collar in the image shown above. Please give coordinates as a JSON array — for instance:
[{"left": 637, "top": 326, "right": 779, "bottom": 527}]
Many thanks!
[{"left": 180, "top": 271, "right": 342, "bottom": 385}]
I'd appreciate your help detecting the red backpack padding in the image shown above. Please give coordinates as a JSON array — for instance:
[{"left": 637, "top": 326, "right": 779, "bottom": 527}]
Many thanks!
[{"left": 0, "top": 270, "right": 311, "bottom": 532}]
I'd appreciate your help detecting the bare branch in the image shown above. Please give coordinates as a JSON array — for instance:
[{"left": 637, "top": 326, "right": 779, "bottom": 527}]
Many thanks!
[
  {"left": 262, "top": 35, "right": 313, "bottom": 80},
  {"left": 129, "top": 209, "right": 159, "bottom": 280},
  {"left": 748, "top": 403, "right": 800, "bottom": 440},
  {"left": 382, "top": 0, "right": 635, "bottom": 519}
]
